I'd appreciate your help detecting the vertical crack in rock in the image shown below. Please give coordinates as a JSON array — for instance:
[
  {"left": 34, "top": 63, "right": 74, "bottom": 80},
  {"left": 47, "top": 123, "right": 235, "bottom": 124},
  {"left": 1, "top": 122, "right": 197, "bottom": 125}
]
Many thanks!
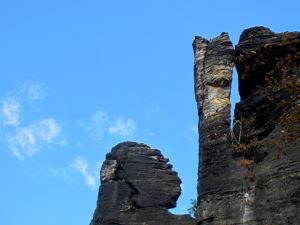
[
  {"left": 90, "top": 142, "right": 195, "bottom": 225},
  {"left": 193, "top": 33, "right": 238, "bottom": 224},
  {"left": 194, "top": 26, "right": 300, "bottom": 225},
  {"left": 90, "top": 26, "right": 300, "bottom": 225},
  {"left": 116, "top": 162, "right": 141, "bottom": 210}
]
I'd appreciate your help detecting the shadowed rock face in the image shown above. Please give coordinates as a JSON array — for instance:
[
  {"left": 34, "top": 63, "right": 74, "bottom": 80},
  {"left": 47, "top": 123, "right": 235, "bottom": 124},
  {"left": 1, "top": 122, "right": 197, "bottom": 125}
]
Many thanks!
[
  {"left": 233, "top": 26, "right": 300, "bottom": 225},
  {"left": 194, "top": 26, "right": 300, "bottom": 225},
  {"left": 90, "top": 142, "right": 195, "bottom": 225},
  {"left": 235, "top": 26, "right": 300, "bottom": 143},
  {"left": 89, "top": 26, "right": 299, "bottom": 225}
]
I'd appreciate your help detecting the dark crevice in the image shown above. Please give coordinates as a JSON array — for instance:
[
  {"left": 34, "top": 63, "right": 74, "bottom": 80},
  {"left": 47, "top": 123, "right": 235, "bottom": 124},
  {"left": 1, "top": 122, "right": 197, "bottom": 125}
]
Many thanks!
[{"left": 116, "top": 162, "right": 141, "bottom": 210}]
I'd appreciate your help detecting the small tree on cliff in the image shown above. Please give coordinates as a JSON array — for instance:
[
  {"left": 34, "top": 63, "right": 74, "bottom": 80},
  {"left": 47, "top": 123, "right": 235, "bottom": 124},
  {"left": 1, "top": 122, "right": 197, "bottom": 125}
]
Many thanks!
[{"left": 187, "top": 199, "right": 197, "bottom": 218}]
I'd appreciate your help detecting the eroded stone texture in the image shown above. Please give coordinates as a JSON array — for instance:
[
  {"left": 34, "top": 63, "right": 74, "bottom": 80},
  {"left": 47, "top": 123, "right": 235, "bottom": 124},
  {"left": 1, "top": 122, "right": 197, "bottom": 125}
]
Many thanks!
[
  {"left": 194, "top": 27, "right": 300, "bottom": 225},
  {"left": 233, "top": 26, "right": 300, "bottom": 225},
  {"left": 90, "top": 142, "right": 195, "bottom": 225},
  {"left": 193, "top": 33, "right": 243, "bottom": 224},
  {"left": 235, "top": 26, "right": 300, "bottom": 143},
  {"left": 193, "top": 33, "right": 234, "bottom": 119}
]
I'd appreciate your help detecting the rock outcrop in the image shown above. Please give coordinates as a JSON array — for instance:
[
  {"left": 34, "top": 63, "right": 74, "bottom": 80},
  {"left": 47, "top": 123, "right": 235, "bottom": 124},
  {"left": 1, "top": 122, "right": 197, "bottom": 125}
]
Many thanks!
[
  {"left": 194, "top": 26, "right": 300, "bottom": 225},
  {"left": 90, "top": 26, "right": 299, "bottom": 225},
  {"left": 193, "top": 32, "right": 244, "bottom": 224},
  {"left": 90, "top": 142, "right": 195, "bottom": 225},
  {"left": 233, "top": 27, "right": 300, "bottom": 225},
  {"left": 234, "top": 27, "right": 300, "bottom": 144}
]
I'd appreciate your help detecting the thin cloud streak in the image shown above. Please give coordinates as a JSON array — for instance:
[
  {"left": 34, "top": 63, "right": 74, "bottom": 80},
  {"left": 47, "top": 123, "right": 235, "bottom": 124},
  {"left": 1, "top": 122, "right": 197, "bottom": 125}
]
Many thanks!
[
  {"left": 27, "top": 82, "right": 45, "bottom": 100},
  {"left": 109, "top": 118, "right": 136, "bottom": 137},
  {"left": 0, "top": 82, "right": 63, "bottom": 160},
  {"left": 79, "top": 110, "right": 109, "bottom": 142},
  {"left": 80, "top": 110, "right": 136, "bottom": 141},
  {"left": 6, "top": 118, "right": 61, "bottom": 160},
  {"left": 1, "top": 99, "right": 20, "bottom": 126},
  {"left": 38, "top": 118, "right": 61, "bottom": 143},
  {"left": 72, "top": 157, "right": 96, "bottom": 188}
]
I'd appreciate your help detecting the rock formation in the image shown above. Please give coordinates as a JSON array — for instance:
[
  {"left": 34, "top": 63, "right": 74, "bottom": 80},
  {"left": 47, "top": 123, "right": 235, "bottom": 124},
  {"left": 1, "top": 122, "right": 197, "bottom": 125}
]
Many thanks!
[
  {"left": 233, "top": 27, "right": 300, "bottom": 225},
  {"left": 193, "top": 33, "right": 243, "bottom": 224},
  {"left": 90, "top": 142, "right": 195, "bottom": 225},
  {"left": 194, "top": 26, "right": 300, "bottom": 225},
  {"left": 90, "top": 26, "right": 299, "bottom": 225}
]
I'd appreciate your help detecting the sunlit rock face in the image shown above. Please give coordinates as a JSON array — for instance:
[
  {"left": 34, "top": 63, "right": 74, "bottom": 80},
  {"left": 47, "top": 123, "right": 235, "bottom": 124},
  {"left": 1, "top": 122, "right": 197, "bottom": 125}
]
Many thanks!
[
  {"left": 89, "top": 26, "right": 300, "bottom": 225},
  {"left": 193, "top": 32, "right": 234, "bottom": 120},
  {"left": 193, "top": 33, "right": 244, "bottom": 225},
  {"left": 90, "top": 142, "right": 195, "bottom": 225},
  {"left": 194, "top": 27, "right": 300, "bottom": 225}
]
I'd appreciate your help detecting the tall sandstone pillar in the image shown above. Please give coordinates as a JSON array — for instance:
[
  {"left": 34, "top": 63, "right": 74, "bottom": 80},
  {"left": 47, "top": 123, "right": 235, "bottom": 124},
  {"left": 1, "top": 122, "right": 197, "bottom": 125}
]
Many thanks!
[
  {"left": 193, "top": 33, "right": 240, "bottom": 224},
  {"left": 194, "top": 27, "right": 300, "bottom": 225}
]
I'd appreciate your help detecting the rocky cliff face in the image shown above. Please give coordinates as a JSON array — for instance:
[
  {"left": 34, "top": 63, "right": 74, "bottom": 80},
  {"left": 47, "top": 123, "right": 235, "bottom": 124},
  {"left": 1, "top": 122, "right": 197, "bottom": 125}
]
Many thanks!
[
  {"left": 90, "top": 142, "right": 195, "bottom": 225},
  {"left": 90, "top": 26, "right": 299, "bottom": 225},
  {"left": 233, "top": 27, "right": 300, "bottom": 225},
  {"left": 193, "top": 33, "right": 245, "bottom": 224},
  {"left": 194, "top": 26, "right": 300, "bottom": 225}
]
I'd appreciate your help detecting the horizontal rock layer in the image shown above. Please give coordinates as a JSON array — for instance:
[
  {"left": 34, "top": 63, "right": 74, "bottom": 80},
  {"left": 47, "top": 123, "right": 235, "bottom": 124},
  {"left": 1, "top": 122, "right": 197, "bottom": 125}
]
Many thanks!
[
  {"left": 90, "top": 142, "right": 195, "bottom": 225},
  {"left": 89, "top": 26, "right": 300, "bottom": 225},
  {"left": 233, "top": 26, "right": 300, "bottom": 225},
  {"left": 235, "top": 26, "right": 300, "bottom": 143},
  {"left": 194, "top": 26, "right": 300, "bottom": 225},
  {"left": 193, "top": 33, "right": 242, "bottom": 224}
]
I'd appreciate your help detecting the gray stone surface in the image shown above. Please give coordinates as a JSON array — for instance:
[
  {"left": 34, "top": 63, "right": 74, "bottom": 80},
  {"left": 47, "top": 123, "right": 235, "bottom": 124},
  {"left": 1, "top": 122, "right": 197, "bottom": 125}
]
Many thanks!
[
  {"left": 89, "top": 26, "right": 300, "bottom": 225},
  {"left": 233, "top": 26, "right": 300, "bottom": 225},
  {"left": 90, "top": 142, "right": 195, "bottom": 225},
  {"left": 193, "top": 32, "right": 244, "bottom": 225},
  {"left": 194, "top": 26, "right": 300, "bottom": 225}
]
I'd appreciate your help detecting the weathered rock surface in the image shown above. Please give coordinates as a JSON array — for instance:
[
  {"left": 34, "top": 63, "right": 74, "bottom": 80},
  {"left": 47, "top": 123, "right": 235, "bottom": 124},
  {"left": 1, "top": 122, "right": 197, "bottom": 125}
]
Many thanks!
[
  {"left": 194, "top": 26, "right": 300, "bottom": 225},
  {"left": 193, "top": 33, "right": 245, "bottom": 225},
  {"left": 235, "top": 26, "right": 300, "bottom": 144},
  {"left": 90, "top": 142, "right": 195, "bottom": 225},
  {"left": 233, "top": 26, "right": 300, "bottom": 225},
  {"left": 90, "top": 26, "right": 300, "bottom": 225}
]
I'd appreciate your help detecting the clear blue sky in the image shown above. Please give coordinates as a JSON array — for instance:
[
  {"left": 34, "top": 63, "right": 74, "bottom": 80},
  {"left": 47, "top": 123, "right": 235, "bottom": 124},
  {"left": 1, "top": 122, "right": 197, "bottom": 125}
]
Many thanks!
[{"left": 0, "top": 1, "right": 299, "bottom": 224}]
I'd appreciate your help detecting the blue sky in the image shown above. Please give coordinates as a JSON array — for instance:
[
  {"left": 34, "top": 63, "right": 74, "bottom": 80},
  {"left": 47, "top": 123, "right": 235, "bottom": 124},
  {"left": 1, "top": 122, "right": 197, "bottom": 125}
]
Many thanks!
[{"left": 0, "top": 1, "right": 299, "bottom": 224}]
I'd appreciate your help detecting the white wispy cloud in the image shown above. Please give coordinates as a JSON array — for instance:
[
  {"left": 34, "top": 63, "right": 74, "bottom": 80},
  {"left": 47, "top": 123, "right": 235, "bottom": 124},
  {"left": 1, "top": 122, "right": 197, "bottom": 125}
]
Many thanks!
[
  {"left": 0, "top": 81, "right": 64, "bottom": 160},
  {"left": 0, "top": 81, "right": 45, "bottom": 127},
  {"left": 1, "top": 99, "right": 20, "bottom": 126},
  {"left": 80, "top": 110, "right": 136, "bottom": 141},
  {"left": 79, "top": 110, "right": 109, "bottom": 142},
  {"left": 38, "top": 118, "right": 61, "bottom": 143},
  {"left": 25, "top": 82, "right": 45, "bottom": 101},
  {"left": 109, "top": 118, "right": 136, "bottom": 137},
  {"left": 7, "top": 118, "right": 61, "bottom": 160},
  {"left": 8, "top": 127, "right": 36, "bottom": 160},
  {"left": 72, "top": 157, "right": 96, "bottom": 188}
]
